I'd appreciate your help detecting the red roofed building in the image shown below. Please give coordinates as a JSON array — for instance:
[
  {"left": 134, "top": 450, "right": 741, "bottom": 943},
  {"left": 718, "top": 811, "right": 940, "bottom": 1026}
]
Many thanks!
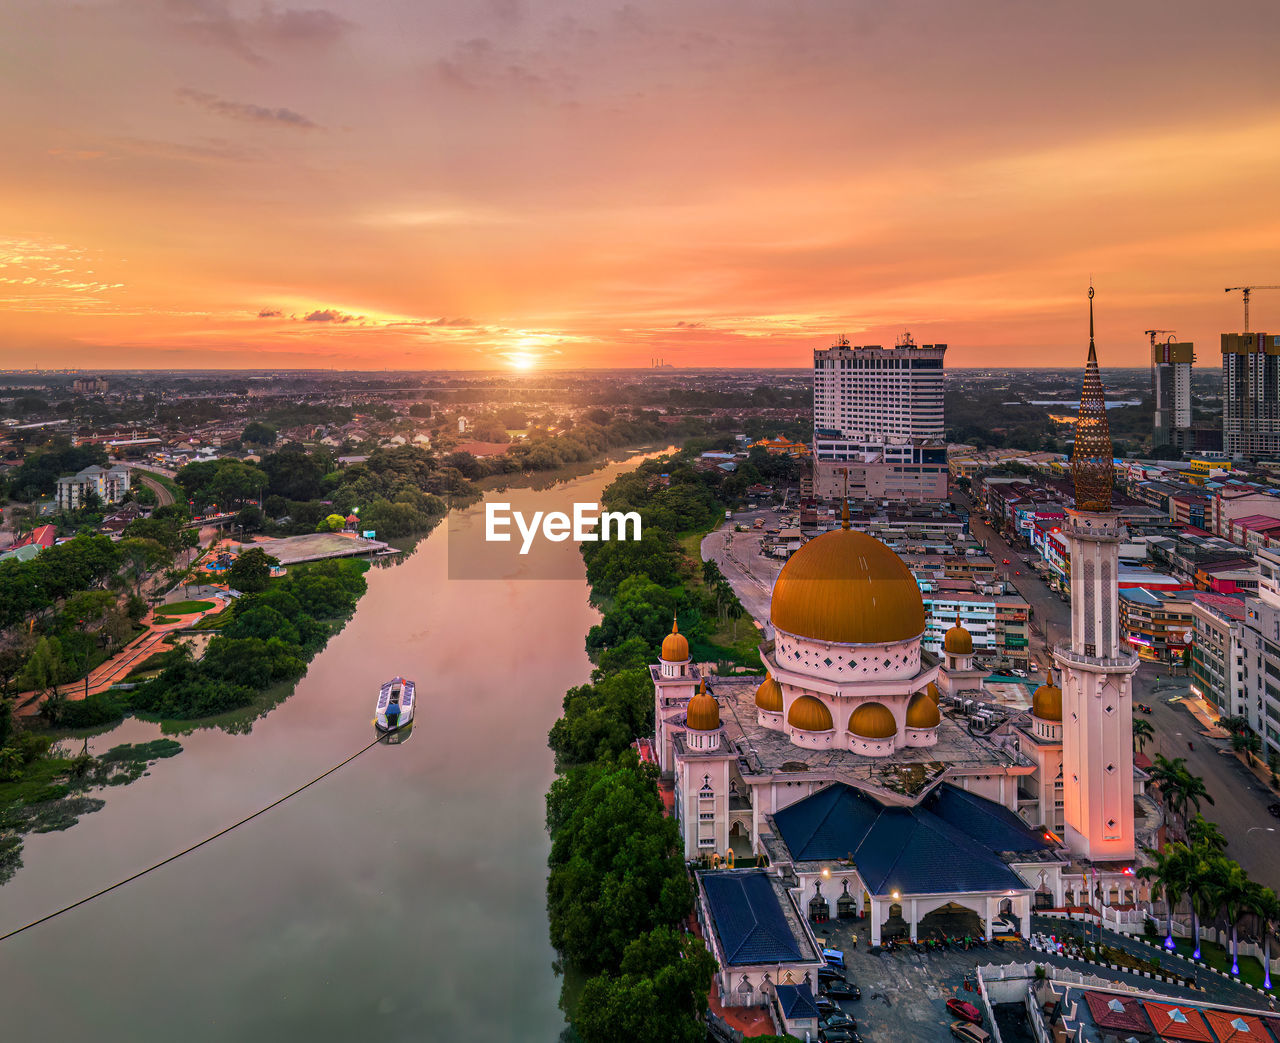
[
  {"left": 1083, "top": 991, "right": 1151, "bottom": 1036},
  {"left": 1141, "top": 1001, "right": 1213, "bottom": 1042},
  {"left": 13, "top": 524, "right": 56, "bottom": 551},
  {"left": 1203, "top": 1009, "right": 1267, "bottom": 1043}
]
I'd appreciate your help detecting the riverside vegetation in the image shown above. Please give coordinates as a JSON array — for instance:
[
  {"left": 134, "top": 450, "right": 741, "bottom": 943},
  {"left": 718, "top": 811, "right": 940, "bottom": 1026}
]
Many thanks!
[{"left": 545, "top": 447, "right": 805, "bottom": 1043}]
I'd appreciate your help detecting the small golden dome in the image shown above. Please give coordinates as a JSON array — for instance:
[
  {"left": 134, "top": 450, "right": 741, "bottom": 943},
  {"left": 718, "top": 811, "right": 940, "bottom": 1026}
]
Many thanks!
[
  {"left": 755, "top": 675, "right": 783, "bottom": 712},
  {"left": 787, "top": 695, "right": 834, "bottom": 732},
  {"left": 906, "top": 691, "right": 941, "bottom": 729},
  {"left": 944, "top": 624, "right": 973, "bottom": 655},
  {"left": 686, "top": 679, "right": 720, "bottom": 731},
  {"left": 926, "top": 682, "right": 940, "bottom": 703},
  {"left": 661, "top": 615, "right": 689, "bottom": 662},
  {"left": 770, "top": 528, "right": 926, "bottom": 645},
  {"left": 1032, "top": 677, "right": 1063, "bottom": 722},
  {"left": 849, "top": 701, "right": 898, "bottom": 739}
]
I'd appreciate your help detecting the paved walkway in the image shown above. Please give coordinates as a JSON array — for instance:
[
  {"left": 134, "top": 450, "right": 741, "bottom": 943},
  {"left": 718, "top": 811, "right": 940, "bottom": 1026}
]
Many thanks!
[{"left": 15, "top": 600, "right": 222, "bottom": 716}]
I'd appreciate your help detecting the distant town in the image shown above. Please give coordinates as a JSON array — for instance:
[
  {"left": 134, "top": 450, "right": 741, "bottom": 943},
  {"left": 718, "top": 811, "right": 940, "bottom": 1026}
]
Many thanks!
[{"left": 5, "top": 321, "right": 1280, "bottom": 1043}]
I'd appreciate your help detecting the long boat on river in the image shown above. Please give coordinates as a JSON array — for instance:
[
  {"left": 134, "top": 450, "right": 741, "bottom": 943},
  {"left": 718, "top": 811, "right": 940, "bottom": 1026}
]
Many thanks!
[{"left": 375, "top": 677, "right": 415, "bottom": 731}]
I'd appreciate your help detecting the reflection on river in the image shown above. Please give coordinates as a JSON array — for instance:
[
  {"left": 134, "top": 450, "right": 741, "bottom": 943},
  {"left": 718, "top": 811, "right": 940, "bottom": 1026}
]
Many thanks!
[{"left": 1, "top": 450, "right": 664, "bottom": 1042}]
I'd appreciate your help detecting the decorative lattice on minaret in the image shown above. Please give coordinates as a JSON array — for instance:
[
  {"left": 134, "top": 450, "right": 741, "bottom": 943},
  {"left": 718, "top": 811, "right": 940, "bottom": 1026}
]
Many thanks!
[{"left": 1071, "top": 286, "right": 1115, "bottom": 512}]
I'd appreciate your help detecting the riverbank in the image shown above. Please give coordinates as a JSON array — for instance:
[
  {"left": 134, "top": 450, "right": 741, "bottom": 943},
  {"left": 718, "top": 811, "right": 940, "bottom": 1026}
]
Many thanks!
[
  {"left": 545, "top": 447, "right": 758, "bottom": 1041},
  {"left": 2, "top": 448, "right": 652, "bottom": 1041}
]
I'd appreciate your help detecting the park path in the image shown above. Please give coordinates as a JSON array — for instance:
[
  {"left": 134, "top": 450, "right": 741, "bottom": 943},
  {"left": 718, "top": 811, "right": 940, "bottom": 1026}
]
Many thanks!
[{"left": 14, "top": 602, "right": 220, "bottom": 717}]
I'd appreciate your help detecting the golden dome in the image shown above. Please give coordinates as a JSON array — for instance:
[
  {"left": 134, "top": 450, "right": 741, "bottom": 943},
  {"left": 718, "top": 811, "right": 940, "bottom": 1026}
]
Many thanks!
[
  {"left": 906, "top": 691, "right": 941, "bottom": 729},
  {"left": 944, "top": 624, "right": 973, "bottom": 655},
  {"left": 770, "top": 527, "right": 925, "bottom": 645},
  {"left": 1032, "top": 677, "right": 1063, "bottom": 722},
  {"left": 755, "top": 675, "right": 783, "bottom": 712},
  {"left": 686, "top": 679, "right": 720, "bottom": 731},
  {"left": 787, "top": 695, "right": 834, "bottom": 732},
  {"left": 849, "top": 701, "right": 898, "bottom": 739},
  {"left": 661, "top": 616, "right": 690, "bottom": 662},
  {"left": 926, "top": 682, "right": 940, "bottom": 703}
]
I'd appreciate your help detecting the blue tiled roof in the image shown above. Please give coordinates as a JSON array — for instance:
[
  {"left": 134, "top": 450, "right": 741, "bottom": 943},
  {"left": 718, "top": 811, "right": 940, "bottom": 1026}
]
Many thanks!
[
  {"left": 772, "top": 783, "right": 1048, "bottom": 896},
  {"left": 775, "top": 983, "right": 819, "bottom": 1020},
  {"left": 925, "top": 784, "right": 1055, "bottom": 854},
  {"left": 701, "top": 870, "right": 803, "bottom": 965}
]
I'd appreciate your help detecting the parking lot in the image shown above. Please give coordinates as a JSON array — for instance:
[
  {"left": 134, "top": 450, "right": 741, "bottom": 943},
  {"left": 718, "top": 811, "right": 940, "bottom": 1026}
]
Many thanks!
[{"left": 811, "top": 915, "right": 1017, "bottom": 1042}]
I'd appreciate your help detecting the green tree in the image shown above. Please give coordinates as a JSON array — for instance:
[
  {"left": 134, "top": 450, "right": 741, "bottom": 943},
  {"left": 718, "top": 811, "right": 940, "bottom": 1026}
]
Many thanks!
[
  {"left": 573, "top": 928, "right": 717, "bottom": 1043},
  {"left": 1252, "top": 883, "right": 1280, "bottom": 990},
  {"left": 1139, "top": 843, "right": 1194, "bottom": 951},
  {"left": 241, "top": 421, "right": 277, "bottom": 446},
  {"left": 1209, "top": 861, "right": 1255, "bottom": 976},
  {"left": 317, "top": 513, "right": 346, "bottom": 533},
  {"left": 547, "top": 759, "right": 693, "bottom": 975},
  {"left": 226, "top": 548, "right": 277, "bottom": 593},
  {"left": 1131, "top": 716, "right": 1153, "bottom": 754},
  {"left": 23, "top": 636, "right": 64, "bottom": 698}
]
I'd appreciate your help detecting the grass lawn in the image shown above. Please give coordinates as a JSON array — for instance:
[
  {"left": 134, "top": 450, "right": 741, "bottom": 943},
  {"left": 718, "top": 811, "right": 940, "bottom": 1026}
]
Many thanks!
[
  {"left": 1168, "top": 936, "right": 1274, "bottom": 992},
  {"left": 678, "top": 529, "right": 763, "bottom": 671},
  {"left": 0, "top": 756, "right": 74, "bottom": 808},
  {"left": 159, "top": 599, "right": 215, "bottom": 614}
]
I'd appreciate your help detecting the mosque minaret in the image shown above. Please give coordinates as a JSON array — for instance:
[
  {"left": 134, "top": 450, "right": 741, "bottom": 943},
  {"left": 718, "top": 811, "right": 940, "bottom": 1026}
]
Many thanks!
[{"left": 1052, "top": 287, "right": 1141, "bottom": 861}]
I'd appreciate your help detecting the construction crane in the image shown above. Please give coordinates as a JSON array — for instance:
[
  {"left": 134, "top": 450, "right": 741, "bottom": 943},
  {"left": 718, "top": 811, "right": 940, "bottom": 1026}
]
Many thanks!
[
  {"left": 1225, "top": 285, "right": 1280, "bottom": 333},
  {"left": 1144, "top": 329, "right": 1176, "bottom": 349}
]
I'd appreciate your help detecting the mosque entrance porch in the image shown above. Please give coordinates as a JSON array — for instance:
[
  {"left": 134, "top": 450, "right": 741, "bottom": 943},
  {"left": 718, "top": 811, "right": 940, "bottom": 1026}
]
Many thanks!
[{"left": 917, "top": 902, "right": 985, "bottom": 943}]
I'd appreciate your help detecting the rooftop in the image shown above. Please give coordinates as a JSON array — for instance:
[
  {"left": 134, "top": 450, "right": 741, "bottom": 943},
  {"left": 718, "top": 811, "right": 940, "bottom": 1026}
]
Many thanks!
[
  {"left": 698, "top": 869, "right": 823, "bottom": 967},
  {"left": 769, "top": 781, "right": 1051, "bottom": 896},
  {"left": 710, "top": 676, "right": 1033, "bottom": 788}
]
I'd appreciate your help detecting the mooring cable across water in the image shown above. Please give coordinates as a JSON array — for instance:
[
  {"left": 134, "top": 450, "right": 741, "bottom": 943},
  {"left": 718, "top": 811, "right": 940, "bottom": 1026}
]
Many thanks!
[{"left": 0, "top": 733, "right": 387, "bottom": 943}]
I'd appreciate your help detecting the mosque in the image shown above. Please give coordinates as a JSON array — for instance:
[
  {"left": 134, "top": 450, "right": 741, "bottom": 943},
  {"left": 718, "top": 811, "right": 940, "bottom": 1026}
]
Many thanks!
[{"left": 654, "top": 292, "right": 1158, "bottom": 973}]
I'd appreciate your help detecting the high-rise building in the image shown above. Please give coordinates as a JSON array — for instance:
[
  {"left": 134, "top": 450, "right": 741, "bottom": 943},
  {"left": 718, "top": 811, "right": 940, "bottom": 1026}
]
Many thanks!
[
  {"left": 1053, "top": 288, "right": 1140, "bottom": 862},
  {"left": 1151, "top": 340, "right": 1193, "bottom": 449},
  {"left": 812, "top": 332, "right": 948, "bottom": 502},
  {"left": 1222, "top": 331, "right": 1280, "bottom": 460},
  {"left": 813, "top": 332, "right": 945, "bottom": 442}
]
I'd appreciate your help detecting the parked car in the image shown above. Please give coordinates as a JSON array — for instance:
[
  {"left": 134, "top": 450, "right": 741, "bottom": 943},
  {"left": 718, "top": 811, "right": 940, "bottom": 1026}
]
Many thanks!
[
  {"left": 817, "top": 966, "right": 846, "bottom": 984},
  {"left": 950, "top": 1021, "right": 992, "bottom": 1043},
  {"left": 822, "top": 1011, "right": 857, "bottom": 1030},
  {"left": 1267, "top": 802, "right": 1280, "bottom": 818},
  {"left": 823, "top": 979, "right": 861, "bottom": 1000},
  {"left": 820, "top": 1029, "right": 862, "bottom": 1043},
  {"left": 946, "top": 998, "right": 983, "bottom": 1024},
  {"left": 815, "top": 997, "right": 840, "bottom": 1016}
]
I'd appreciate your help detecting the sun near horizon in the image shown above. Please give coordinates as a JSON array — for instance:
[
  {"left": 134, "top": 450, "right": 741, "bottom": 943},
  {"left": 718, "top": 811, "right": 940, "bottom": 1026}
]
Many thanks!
[{"left": 3, "top": 1, "right": 1280, "bottom": 372}]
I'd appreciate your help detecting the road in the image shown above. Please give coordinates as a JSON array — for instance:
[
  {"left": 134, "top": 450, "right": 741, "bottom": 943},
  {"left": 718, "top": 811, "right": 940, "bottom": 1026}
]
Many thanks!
[
  {"left": 700, "top": 508, "right": 789, "bottom": 627},
  {"left": 959, "top": 492, "right": 1280, "bottom": 888},
  {"left": 955, "top": 489, "right": 1072, "bottom": 669},
  {"left": 135, "top": 472, "right": 175, "bottom": 506}
]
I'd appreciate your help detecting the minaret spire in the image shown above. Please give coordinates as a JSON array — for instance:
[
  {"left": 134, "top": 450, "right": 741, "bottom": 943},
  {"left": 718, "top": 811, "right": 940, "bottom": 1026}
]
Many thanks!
[{"left": 1070, "top": 285, "right": 1114, "bottom": 512}]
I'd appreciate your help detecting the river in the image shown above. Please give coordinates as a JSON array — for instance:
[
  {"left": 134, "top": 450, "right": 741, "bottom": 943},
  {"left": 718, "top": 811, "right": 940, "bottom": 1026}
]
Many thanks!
[{"left": 0, "top": 450, "right": 660, "bottom": 1042}]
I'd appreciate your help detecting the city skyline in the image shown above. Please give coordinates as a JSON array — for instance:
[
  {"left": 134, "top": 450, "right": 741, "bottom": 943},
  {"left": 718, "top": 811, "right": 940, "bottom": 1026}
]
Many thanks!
[{"left": 4, "top": 0, "right": 1280, "bottom": 371}]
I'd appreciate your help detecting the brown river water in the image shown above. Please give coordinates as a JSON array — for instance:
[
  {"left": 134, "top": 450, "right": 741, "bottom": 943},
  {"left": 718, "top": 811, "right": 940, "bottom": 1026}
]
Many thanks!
[{"left": 0, "top": 451, "right": 664, "bottom": 1042}]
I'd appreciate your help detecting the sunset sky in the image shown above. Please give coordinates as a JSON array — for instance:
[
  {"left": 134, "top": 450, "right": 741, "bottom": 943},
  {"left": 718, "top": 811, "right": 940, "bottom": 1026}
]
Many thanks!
[{"left": 4, "top": 0, "right": 1280, "bottom": 371}]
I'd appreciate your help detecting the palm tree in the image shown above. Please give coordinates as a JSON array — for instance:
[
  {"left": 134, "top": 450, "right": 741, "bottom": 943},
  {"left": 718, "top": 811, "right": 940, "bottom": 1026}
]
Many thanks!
[
  {"left": 1187, "top": 852, "right": 1229, "bottom": 961},
  {"left": 1251, "top": 884, "right": 1280, "bottom": 990},
  {"left": 1210, "top": 861, "right": 1254, "bottom": 976},
  {"left": 1177, "top": 772, "right": 1215, "bottom": 825},
  {"left": 1186, "top": 814, "right": 1227, "bottom": 853},
  {"left": 1132, "top": 716, "right": 1154, "bottom": 754},
  {"left": 1140, "top": 844, "right": 1193, "bottom": 951},
  {"left": 1148, "top": 755, "right": 1215, "bottom": 838}
]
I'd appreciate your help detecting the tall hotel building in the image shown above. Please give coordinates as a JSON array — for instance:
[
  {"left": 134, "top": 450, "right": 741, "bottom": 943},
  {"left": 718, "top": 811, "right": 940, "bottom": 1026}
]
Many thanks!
[
  {"left": 812, "top": 334, "right": 948, "bottom": 502},
  {"left": 1223, "top": 332, "right": 1280, "bottom": 460},
  {"left": 1151, "top": 340, "right": 1194, "bottom": 450}
]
